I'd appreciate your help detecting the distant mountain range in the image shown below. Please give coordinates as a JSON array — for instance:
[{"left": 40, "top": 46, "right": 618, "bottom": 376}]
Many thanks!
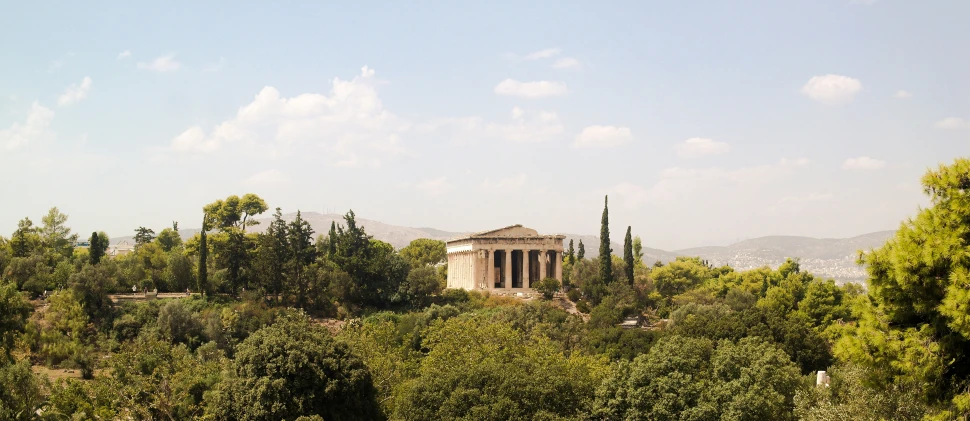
[{"left": 112, "top": 211, "right": 893, "bottom": 284}]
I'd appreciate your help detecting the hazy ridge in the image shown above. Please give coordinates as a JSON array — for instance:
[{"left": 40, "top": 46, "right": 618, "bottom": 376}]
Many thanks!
[{"left": 112, "top": 212, "right": 893, "bottom": 283}]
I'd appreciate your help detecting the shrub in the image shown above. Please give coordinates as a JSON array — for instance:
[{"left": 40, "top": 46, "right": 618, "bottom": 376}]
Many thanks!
[
  {"left": 440, "top": 288, "right": 469, "bottom": 304},
  {"left": 157, "top": 300, "right": 203, "bottom": 346},
  {"left": 566, "top": 288, "right": 582, "bottom": 302},
  {"left": 576, "top": 300, "right": 591, "bottom": 314},
  {"left": 534, "top": 277, "right": 560, "bottom": 300},
  {"left": 210, "top": 314, "right": 382, "bottom": 420}
]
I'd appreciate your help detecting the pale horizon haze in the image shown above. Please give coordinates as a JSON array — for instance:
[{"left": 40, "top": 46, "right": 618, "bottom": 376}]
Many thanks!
[{"left": 1, "top": 1, "right": 968, "bottom": 250}]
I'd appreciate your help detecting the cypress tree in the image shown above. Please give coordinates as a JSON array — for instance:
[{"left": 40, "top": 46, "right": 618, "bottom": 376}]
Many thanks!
[
  {"left": 632, "top": 236, "right": 644, "bottom": 266},
  {"left": 327, "top": 221, "right": 337, "bottom": 258},
  {"left": 199, "top": 221, "right": 208, "bottom": 296},
  {"left": 623, "top": 226, "right": 634, "bottom": 285},
  {"left": 577, "top": 240, "right": 585, "bottom": 260},
  {"left": 600, "top": 196, "right": 613, "bottom": 285},
  {"left": 566, "top": 240, "right": 575, "bottom": 264},
  {"left": 89, "top": 232, "right": 101, "bottom": 265}
]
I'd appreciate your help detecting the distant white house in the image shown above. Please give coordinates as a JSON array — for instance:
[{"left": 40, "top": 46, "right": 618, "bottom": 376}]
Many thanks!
[{"left": 108, "top": 240, "right": 135, "bottom": 257}]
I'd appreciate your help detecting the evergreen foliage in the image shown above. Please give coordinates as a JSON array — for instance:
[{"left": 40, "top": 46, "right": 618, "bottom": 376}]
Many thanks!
[
  {"left": 88, "top": 231, "right": 109, "bottom": 265},
  {"left": 600, "top": 196, "right": 613, "bottom": 285},
  {"left": 837, "top": 157, "right": 970, "bottom": 413},
  {"left": 198, "top": 220, "right": 208, "bottom": 295},
  {"left": 623, "top": 226, "right": 634, "bottom": 285},
  {"left": 211, "top": 314, "right": 382, "bottom": 421},
  {"left": 134, "top": 227, "right": 156, "bottom": 246},
  {"left": 0, "top": 161, "right": 967, "bottom": 420},
  {"left": 632, "top": 235, "right": 644, "bottom": 267}
]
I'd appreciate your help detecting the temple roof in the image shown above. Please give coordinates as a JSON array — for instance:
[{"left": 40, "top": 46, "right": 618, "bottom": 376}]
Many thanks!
[{"left": 446, "top": 224, "right": 565, "bottom": 243}]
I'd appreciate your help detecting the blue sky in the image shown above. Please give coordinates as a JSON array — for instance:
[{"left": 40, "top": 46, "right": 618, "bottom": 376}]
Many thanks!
[{"left": 1, "top": 1, "right": 967, "bottom": 250}]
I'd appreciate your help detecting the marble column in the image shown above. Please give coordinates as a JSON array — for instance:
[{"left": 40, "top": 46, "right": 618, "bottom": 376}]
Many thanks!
[
  {"left": 522, "top": 250, "right": 530, "bottom": 289},
  {"left": 555, "top": 251, "right": 563, "bottom": 281},
  {"left": 504, "top": 249, "right": 513, "bottom": 289},
  {"left": 539, "top": 251, "right": 547, "bottom": 282},
  {"left": 486, "top": 250, "right": 495, "bottom": 290}
]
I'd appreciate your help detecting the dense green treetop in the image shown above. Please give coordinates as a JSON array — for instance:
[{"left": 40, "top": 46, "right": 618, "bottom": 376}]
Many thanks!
[
  {"left": 399, "top": 238, "right": 446, "bottom": 268},
  {"left": 838, "top": 157, "right": 970, "bottom": 411},
  {"left": 211, "top": 314, "right": 382, "bottom": 421}
]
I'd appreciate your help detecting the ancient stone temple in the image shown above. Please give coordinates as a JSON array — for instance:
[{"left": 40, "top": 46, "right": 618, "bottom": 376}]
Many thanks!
[{"left": 446, "top": 225, "right": 565, "bottom": 291}]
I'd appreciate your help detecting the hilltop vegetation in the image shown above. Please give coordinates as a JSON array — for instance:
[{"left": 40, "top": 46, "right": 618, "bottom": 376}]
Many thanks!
[{"left": 0, "top": 158, "right": 968, "bottom": 420}]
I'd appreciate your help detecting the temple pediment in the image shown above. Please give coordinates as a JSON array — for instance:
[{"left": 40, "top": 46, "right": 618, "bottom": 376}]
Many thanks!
[{"left": 470, "top": 224, "right": 539, "bottom": 238}]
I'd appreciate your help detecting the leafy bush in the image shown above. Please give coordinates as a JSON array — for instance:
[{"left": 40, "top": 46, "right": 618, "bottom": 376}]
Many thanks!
[
  {"left": 566, "top": 288, "right": 581, "bottom": 302},
  {"left": 593, "top": 335, "right": 801, "bottom": 420},
  {"left": 393, "top": 317, "right": 607, "bottom": 420},
  {"left": 440, "top": 288, "right": 469, "bottom": 304},
  {"left": 157, "top": 300, "right": 203, "bottom": 346},
  {"left": 210, "top": 314, "right": 382, "bottom": 421},
  {"left": 0, "top": 359, "right": 48, "bottom": 420},
  {"left": 534, "top": 277, "right": 560, "bottom": 300}
]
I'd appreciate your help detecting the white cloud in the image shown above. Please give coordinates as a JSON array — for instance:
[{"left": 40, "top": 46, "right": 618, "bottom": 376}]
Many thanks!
[
  {"left": 487, "top": 109, "right": 563, "bottom": 142},
  {"left": 602, "top": 158, "right": 812, "bottom": 209},
  {"left": 893, "top": 90, "right": 912, "bottom": 99},
  {"left": 573, "top": 125, "right": 632, "bottom": 148},
  {"left": 603, "top": 182, "right": 651, "bottom": 209},
  {"left": 57, "top": 76, "right": 93, "bottom": 107},
  {"left": 117, "top": 50, "right": 131, "bottom": 60},
  {"left": 494, "top": 79, "right": 568, "bottom": 98},
  {"left": 424, "top": 107, "right": 564, "bottom": 143},
  {"left": 483, "top": 173, "right": 528, "bottom": 190},
  {"left": 676, "top": 137, "right": 730, "bottom": 158},
  {"left": 524, "top": 48, "right": 561, "bottom": 60},
  {"left": 203, "top": 57, "right": 225, "bottom": 73},
  {"left": 167, "top": 66, "right": 411, "bottom": 166},
  {"left": 415, "top": 177, "right": 453, "bottom": 196},
  {"left": 842, "top": 156, "right": 887, "bottom": 170},
  {"left": 935, "top": 117, "right": 970, "bottom": 129},
  {"left": 170, "top": 126, "right": 219, "bottom": 154},
  {"left": 244, "top": 169, "right": 291, "bottom": 186},
  {"left": 0, "top": 102, "right": 55, "bottom": 151},
  {"left": 137, "top": 54, "right": 182, "bottom": 72},
  {"left": 800, "top": 74, "right": 862, "bottom": 104},
  {"left": 552, "top": 57, "right": 581, "bottom": 69}
]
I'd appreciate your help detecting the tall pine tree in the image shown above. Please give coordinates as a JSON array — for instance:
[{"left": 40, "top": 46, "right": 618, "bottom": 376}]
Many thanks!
[
  {"left": 259, "top": 208, "right": 289, "bottom": 302},
  {"left": 198, "top": 220, "right": 208, "bottom": 295},
  {"left": 288, "top": 211, "right": 316, "bottom": 308},
  {"left": 623, "top": 226, "right": 634, "bottom": 285},
  {"left": 566, "top": 239, "right": 575, "bottom": 264},
  {"left": 600, "top": 196, "right": 613, "bottom": 285},
  {"left": 577, "top": 240, "right": 585, "bottom": 260},
  {"left": 327, "top": 221, "right": 337, "bottom": 258}
]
